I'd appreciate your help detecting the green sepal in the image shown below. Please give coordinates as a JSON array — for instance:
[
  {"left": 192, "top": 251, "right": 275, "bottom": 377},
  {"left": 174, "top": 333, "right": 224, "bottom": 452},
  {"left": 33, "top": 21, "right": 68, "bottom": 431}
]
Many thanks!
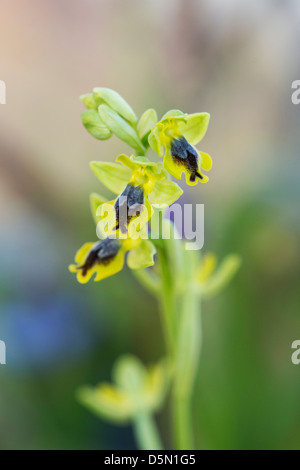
[
  {"left": 177, "top": 112, "right": 210, "bottom": 145},
  {"left": 137, "top": 108, "right": 158, "bottom": 140},
  {"left": 93, "top": 88, "right": 138, "bottom": 125},
  {"left": 149, "top": 179, "right": 183, "bottom": 208},
  {"left": 90, "top": 161, "right": 132, "bottom": 195}
]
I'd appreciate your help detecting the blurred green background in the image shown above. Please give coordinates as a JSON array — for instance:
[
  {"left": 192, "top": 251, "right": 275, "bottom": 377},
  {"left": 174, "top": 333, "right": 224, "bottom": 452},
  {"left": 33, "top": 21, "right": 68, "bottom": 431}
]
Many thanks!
[{"left": 0, "top": 0, "right": 299, "bottom": 450}]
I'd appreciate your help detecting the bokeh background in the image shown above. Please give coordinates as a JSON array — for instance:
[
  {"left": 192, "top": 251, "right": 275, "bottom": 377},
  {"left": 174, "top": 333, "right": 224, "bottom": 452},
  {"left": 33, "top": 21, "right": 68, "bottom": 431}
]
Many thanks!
[{"left": 0, "top": 0, "right": 300, "bottom": 450}]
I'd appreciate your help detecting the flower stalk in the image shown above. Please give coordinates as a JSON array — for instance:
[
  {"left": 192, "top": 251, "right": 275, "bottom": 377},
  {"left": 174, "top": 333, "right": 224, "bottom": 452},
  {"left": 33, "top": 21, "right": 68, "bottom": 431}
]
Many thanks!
[
  {"left": 133, "top": 412, "right": 163, "bottom": 451},
  {"left": 157, "top": 241, "right": 202, "bottom": 449}
]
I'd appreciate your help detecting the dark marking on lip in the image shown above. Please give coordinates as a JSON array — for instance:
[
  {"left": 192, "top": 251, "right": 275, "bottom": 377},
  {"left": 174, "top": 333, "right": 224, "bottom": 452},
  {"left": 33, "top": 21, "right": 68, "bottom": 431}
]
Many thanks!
[
  {"left": 78, "top": 238, "right": 120, "bottom": 276},
  {"left": 171, "top": 136, "right": 203, "bottom": 182},
  {"left": 114, "top": 183, "right": 144, "bottom": 233}
]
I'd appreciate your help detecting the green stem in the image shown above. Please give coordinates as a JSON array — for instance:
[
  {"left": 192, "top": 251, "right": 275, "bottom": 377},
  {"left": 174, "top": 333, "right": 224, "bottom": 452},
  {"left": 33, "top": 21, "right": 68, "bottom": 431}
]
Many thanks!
[
  {"left": 173, "top": 287, "right": 202, "bottom": 450},
  {"left": 158, "top": 246, "right": 177, "bottom": 358},
  {"left": 158, "top": 238, "right": 202, "bottom": 450},
  {"left": 173, "top": 395, "right": 194, "bottom": 450},
  {"left": 133, "top": 412, "right": 163, "bottom": 450}
]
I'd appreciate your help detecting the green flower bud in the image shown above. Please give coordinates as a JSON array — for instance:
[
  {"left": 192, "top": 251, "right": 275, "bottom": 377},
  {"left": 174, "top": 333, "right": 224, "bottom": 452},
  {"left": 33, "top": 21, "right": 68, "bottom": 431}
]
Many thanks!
[
  {"left": 93, "top": 87, "right": 138, "bottom": 125},
  {"left": 98, "top": 104, "right": 145, "bottom": 154},
  {"left": 80, "top": 93, "right": 98, "bottom": 110},
  {"left": 81, "top": 109, "right": 112, "bottom": 140}
]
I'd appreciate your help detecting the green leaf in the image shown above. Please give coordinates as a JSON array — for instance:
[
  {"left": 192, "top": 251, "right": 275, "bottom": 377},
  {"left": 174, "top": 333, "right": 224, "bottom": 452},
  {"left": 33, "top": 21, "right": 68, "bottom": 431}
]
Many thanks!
[
  {"left": 149, "top": 179, "right": 183, "bottom": 208},
  {"left": 98, "top": 104, "right": 145, "bottom": 154},
  {"left": 90, "top": 192, "right": 108, "bottom": 224},
  {"left": 90, "top": 161, "right": 132, "bottom": 195},
  {"left": 80, "top": 93, "right": 98, "bottom": 110},
  {"left": 177, "top": 112, "right": 210, "bottom": 145},
  {"left": 81, "top": 109, "right": 112, "bottom": 140},
  {"left": 93, "top": 88, "right": 138, "bottom": 124},
  {"left": 127, "top": 240, "right": 156, "bottom": 270},
  {"left": 137, "top": 109, "right": 158, "bottom": 140}
]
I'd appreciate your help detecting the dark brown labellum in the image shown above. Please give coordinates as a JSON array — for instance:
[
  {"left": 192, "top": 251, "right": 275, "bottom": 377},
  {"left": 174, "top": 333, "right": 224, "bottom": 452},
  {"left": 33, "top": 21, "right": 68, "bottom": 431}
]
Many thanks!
[
  {"left": 114, "top": 183, "right": 144, "bottom": 233},
  {"left": 171, "top": 136, "right": 203, "bottom": 182},
  {"left": 79, "top": 238, "right": 120, "bottom": 276}
]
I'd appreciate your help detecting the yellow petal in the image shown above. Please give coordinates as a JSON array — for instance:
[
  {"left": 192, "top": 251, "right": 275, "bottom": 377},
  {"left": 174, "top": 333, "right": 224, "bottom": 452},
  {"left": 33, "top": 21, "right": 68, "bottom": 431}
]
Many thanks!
[
  {"left": 74, "top": 242, "right": 95, "bottom": 264},
  {"left": 116, "top": 153, "right": 136, "bottom": 170},
  {"left": 163, "top": 147, "right": 210, "bottom": 186},
  {"left": 69, "top": 257, "right": 99, "bottom": 284},
  {"left": 199, "top": 151, "right": 213, "bottom": 171},
  {"left": 93, "top": 248, "right": 125, "bottom": 281},
  {"left": 186, "top": 171, "right": 209, "bottom": 186},
  {"left": 69, "top": 240, "right": 125, "bottom": 284},
  {"left": 76, "top": 266, "right": 99, "bottom": 284},
  {"left": 163, "top": 149, "right": 185, "bottom": 180}
]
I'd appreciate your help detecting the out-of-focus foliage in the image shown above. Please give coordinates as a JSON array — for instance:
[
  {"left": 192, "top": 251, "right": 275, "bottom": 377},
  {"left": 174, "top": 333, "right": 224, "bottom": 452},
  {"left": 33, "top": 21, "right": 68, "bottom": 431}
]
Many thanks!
[{"left": 78, "top": 355, "right": 169, "bottom": 423}]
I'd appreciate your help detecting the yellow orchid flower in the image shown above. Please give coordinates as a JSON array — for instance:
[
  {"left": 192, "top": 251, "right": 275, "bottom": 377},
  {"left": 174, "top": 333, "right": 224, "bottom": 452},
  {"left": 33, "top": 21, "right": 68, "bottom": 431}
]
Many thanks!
[
  {"left": 148, "top": 110, "right": 212, "bottom": 186},
  {"left": 78, "top": 355, "right": 170, "bottom": 424},
  {"left": 69, "top": 236, "right": 156, "bottom": 284},
  {"left": 90, "top": 154, "right": 183, "bottom": 237}
]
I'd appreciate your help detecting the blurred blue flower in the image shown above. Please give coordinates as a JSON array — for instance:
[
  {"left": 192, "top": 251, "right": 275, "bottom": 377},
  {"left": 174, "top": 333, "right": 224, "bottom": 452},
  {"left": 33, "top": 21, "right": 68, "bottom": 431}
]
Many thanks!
[{"left": 0, "top": 295, "right": 100, "bottom": 373}]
